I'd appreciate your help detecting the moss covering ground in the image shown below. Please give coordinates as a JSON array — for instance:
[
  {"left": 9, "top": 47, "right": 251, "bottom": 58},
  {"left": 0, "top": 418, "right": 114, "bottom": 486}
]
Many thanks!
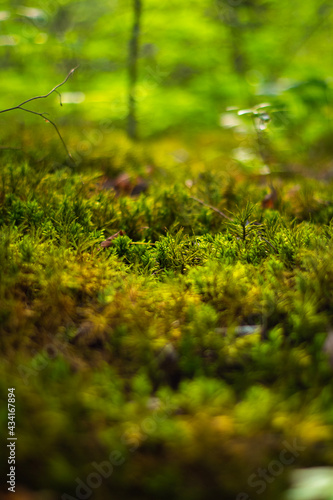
[{"left": 1, "top": 127, "right": 333, "bottom": 500}]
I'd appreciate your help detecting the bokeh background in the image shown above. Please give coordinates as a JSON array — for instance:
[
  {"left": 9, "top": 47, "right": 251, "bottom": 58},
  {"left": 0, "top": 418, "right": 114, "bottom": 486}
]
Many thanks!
[{"left": 1, "top": 0, "right": 333, "bottom": 157}]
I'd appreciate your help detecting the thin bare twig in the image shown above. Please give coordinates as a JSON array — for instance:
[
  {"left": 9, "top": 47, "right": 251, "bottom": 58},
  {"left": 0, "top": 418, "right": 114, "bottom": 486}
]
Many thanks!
[
  {"left": 0, "top": 67, "right": 78, "bottom": 162},
  {"left": 0, "top": 67, "right": 78, "bottom": 113},
  {"left": 189, "top": 195, "right": 233, "bottom": 221},
  {"left": 258, "top": 235, "right": 278, "bottom": 252}
]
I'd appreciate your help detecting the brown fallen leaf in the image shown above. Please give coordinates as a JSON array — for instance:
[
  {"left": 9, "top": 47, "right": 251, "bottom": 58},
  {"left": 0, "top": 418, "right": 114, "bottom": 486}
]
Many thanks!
[
  {"left": 100, "top": 171, "right": 149, "bottom": 196},
  {"left": 112, "top": 172, "right": 133, "bottom": 194},
  {"left": 101, "top": 230, "right": 126, "bottom": 248},
  {"left": 262, "top": 186, "right": 278, "bottom": 209}
]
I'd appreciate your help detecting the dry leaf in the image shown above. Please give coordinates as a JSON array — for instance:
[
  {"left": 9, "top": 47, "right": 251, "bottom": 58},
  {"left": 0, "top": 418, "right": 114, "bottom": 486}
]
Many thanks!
[
  {"left": 262, "top": 186, "right": 278, "bottom": 209},
  {"left": 101, "top": 230, "right": 126, "bottom": 248},
  {"left": 100, "top": 171, "right": 149, "bottom": 196}
]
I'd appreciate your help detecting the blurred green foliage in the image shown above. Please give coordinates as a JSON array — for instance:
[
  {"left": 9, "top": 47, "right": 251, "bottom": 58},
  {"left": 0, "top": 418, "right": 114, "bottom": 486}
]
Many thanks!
[
  {"left": 1, "top": 0, "right": 333, "bottom": 152},
  {"left": 1, "top": 1, "right": 333, "bottom": 499}
]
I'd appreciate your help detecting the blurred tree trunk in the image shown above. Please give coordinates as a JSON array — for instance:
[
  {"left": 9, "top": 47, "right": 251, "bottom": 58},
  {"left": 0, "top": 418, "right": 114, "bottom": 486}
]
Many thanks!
[
  {"left": 215, "top": 0, "right": 248, "bottom": 76},
  {"left": 127, "top": 0, "right": 142, "bottom": 140}
]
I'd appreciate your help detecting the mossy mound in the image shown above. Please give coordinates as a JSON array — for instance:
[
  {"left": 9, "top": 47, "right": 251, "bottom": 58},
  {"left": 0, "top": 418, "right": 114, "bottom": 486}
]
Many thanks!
[{"left": 0, "top": 131, "right": 333, "bottom": 500}]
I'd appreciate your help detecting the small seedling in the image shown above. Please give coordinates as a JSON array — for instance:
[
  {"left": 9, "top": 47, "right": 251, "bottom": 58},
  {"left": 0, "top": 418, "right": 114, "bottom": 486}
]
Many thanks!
[{"left": 228, "top": 202, "right": 261, "bottom": 241}]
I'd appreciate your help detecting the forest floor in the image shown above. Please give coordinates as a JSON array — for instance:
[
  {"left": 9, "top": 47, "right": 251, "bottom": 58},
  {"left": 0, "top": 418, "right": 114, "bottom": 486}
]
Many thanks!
[{"left": 1, "top": 125, "right": 333, "bottom": 500}]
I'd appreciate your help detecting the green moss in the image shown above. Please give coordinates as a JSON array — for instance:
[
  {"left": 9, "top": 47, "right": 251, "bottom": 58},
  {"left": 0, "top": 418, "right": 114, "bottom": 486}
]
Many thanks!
[{"left": 1, "top": 130, "right": 333, "bottom": 499}]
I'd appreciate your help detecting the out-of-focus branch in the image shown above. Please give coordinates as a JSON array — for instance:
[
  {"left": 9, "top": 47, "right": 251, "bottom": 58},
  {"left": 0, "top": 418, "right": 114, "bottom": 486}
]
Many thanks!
[{"left": 0, "top": 67, "right": 78, "bottom": 162}]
